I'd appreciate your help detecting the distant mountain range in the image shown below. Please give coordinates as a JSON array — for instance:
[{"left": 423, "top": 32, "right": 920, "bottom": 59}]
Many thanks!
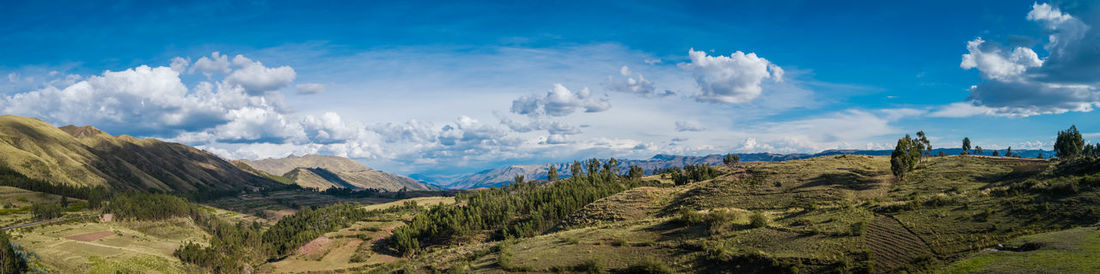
[
  {"left": 420, "top": 148, "right": 1055, "bottom": 189},
  {"left": 0, "top": 115, "right": 281, "bottom": 193},
  {"left": 241, "top": 154, "right": 434, "bottom": 191}
]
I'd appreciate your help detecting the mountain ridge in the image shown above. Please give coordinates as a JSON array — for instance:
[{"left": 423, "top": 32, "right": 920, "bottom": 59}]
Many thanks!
[{"left": 242, "top": 154, "right": 433, "bottom": 191}]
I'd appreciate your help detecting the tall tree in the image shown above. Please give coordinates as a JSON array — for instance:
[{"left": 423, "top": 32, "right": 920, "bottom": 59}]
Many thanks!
[
  {"left": 891, "top": 134, "right": 922, "bottom": 179},
  {"left": 891, "top": 137, "right": 913, "bottom": 179},
  {"left": 915, "top": 131, "right": 932, "bottom": 156},
  {"left": 962, "top": 137, "right": 971, "bottom": 155},
  {"left": 723, "top": 153, "right": 740, "bottom": 167},
  {"left": 1006, "top": 146, "right": 1013, "bottom": 157},
  {"left": 0, "top": 231, "right": 27, "bottom": 273},
  {"left": 975, "top": 146, "right": 983, "bottom": 155},
  {"left": 1055, "top": 125, "right": 1085, "bottom": 159},
  {"left": 547, "top": 165, "right": 558, "bottom": 181},
  {"left": 570, "top": 161, "right": 582, "bottom": 179}
]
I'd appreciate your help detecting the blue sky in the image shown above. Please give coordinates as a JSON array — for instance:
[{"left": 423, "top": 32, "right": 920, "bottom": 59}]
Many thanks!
[{"left": 1, "top": 1, "right": 1098, "bottom": 176}]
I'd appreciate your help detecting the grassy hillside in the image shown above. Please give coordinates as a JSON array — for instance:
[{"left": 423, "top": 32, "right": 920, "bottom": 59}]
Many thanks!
[
  {"left": 373, "top": 155, "right": 1100, "bottom": 273},
  {"left": 0, "top": 115, "right": 283, "bottom": 196},
  {"left": 243, "top": 154, "right": 433, "bottom": 191}
]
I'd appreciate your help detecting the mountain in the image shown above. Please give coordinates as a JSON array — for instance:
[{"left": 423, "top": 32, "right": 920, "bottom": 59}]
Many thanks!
[
  {"left": 0, "top": 115, "right": 281, "bottom": 193},
  {"left": 430, "top": 148, "right": 1055, "bottom": 189},
  {"left": 242, "top": 154, "right": 433, "bottom": 191}
]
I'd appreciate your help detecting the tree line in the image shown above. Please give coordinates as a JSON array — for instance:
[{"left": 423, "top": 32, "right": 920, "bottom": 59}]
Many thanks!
[{"left": 389, "top": 158, "right": 660, "bottom": 256}]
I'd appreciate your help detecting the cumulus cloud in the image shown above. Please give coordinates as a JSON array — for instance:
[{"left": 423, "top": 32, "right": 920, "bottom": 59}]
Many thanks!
[
  {"left": 682, "top": 48, "right": 784, "bottom": 104},
  {"left": 510, "top": 83, "right": 610, "bottom": 117},
  {"left": 295, "top": 83, "right": 325, "bottom": 94},
  {"left": 957, "top": 3, "right": 1100, "bottom": 117},
  {"left": 674, "top": 120, "right": 705, "bottom": 132},
  {"left": 606, "top": 65, "right": 664, "bottom": 97},
  {"left": 226, "top": 55, "right": 296, "bottom": 95},
  {"left": 190, "top": 52, "right": 232, "bottom": 77}
]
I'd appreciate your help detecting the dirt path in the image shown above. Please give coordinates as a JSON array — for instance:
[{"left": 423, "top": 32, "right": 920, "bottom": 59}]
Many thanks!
[
  {"left": 866, "top": 215, "right": 934, "bottom": 272},
  {"left": 2, "top": 217, "right": 74, "bottom": 231}
]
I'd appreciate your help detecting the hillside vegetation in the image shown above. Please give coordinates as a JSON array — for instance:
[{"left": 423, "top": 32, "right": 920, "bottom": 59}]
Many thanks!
[
  {"left": 0, "top": 115, "right": 282, "bottom": 196},
  {"left": 377, "top": 155, "right": 1100, "bottom": 273}
]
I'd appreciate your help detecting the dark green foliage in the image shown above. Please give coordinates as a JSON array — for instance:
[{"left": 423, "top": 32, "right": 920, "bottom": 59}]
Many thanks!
[
  {"left": 548, "top": 165, "right": 558, "bottom": 181},
  {"left": 1055, "top": 125, "right": 1085, "bottom": 159},
  {"left": 31, "top": 202, "right": 62, "bottom": 220},
  {"left": 175, "top": 201, "right": 373, "bottom": 271},
  {"left": 1006, "top": 147, "right": 1013, "bottom": 157},
  {"left": 669, "top": 164, "right": 719, "bottom": 185},
  {"left": 962, "top": 137, "right": 971, "bottom": 154},
  {"left": 628, "top": 165, "right": 644, "bottom": 180},
  {"left": 916, "top": 131, "right": 932, "bottom": 156},
  {"left": 390, "top": 158, "right": 639, "bottom": 255},
  {"left": 975, "top": 146, "right": 984, "bottom": 155},
  {"left": 0, "top": 231, "right": 27, "bottom": 273},
  {"left": 992, "top": 150, "right": 1000, "bottom": 157},
  {"left": 891, "top": 134, "right": 923, "bottom": 179},
  {"left": 850, "top": 220, "right": 868, "bottom": 236},
  {"left": 723, "top": 153, "right": 740, "bottom": 166},
  {"left": 107, "top": 193, "right": 197, "bottom": 221},
  {"left": 571, "top": 160, "right": 583, "bottom": 179},
  {"left": 263, "top": 203, "right": 370, "bottom": 258},
  {"left": 0, "top": 164, "right": 109, "bottom": 202}
]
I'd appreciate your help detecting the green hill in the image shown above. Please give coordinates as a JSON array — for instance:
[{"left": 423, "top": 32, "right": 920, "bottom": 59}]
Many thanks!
[
  {"left": 0, "top": 115, "right": 282, "bottom": 194},
  {"left": 243, "top": 154, "right": 433, "bottom": 191}
]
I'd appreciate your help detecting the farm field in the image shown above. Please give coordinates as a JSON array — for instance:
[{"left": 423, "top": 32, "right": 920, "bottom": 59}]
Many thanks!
[{"left": 8, "top": 217, "right": 207, "bottom": 273}]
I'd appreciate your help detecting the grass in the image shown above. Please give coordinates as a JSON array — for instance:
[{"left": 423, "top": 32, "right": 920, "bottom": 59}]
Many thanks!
[
  {"left": 942, "top": 227, "right": 1100, "bottom": 273},
  {"left": 9, "top": 216, "right": 207, "bottom": 273}
]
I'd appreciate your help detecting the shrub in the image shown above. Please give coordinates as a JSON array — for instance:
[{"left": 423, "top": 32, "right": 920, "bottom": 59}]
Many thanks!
[
  {"left": 677, "top": 207, "right": 705, "bottom": 225},
  {"left": 705, "top": 209, "right": 739, "bottom": 235},
  {"left": 750, "top": 211, "right": 768, "bottom": 228},
  {"left": 622, "top": 257, "right": 674, "bottom": 274},
  {"left": 850, "top": 221, "right": 868, "bottom": 236},
  {"left": 572, "top": 259, "right": 604, "bottom": 274}
]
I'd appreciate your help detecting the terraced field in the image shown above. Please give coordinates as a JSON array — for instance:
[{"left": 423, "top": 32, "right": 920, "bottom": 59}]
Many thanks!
[{"left": 865, "top": 215, "right": 933, "bottom": 272}]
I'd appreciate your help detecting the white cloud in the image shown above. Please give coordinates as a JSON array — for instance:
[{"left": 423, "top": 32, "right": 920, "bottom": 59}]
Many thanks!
[
  {"left": 295, "top": 83, "right": 325, "bottom": 94},
  {"left": 960, "top": 38, "right": 1042, "bottom": 81},
  {"left": 510, "top": 83, "right": 610, "bottom": 117},
  {"left": 190, "top": 52, "right": 231, "bottom": 77},
  {"left": 682, "top": 48, "right": 784, "bottom": 104},
  {"left": 170, "top": 57, "right": 190, "bottom": 73},
  {"left": 226, "top": 55, "right": 296, "bottom": 95},
  {"left": 606, "top": 65, "right": 662, "bottom": 97},
  {"left": 674, "top": 120, "right": 705, "bottom": 132},
  {"left": 956, "top": 3, "right": 1100, "bottom": 117}
]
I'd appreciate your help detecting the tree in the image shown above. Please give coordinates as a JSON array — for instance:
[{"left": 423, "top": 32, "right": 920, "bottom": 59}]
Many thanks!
[
  {"left": 962, "top": 137, "right": 971, "bottom": 155},
  {"left": 628, "top": 165, "right": 644, "bottom": 180},
  {"left": 570, "top": 161, "right": 582, "bottom": 179},
  {"left": 975, "top": 146, "right": 983, "bottom": 155},
  {"left": 937, "top": 151, "right": 947, "bottom": 157},
  {"left": 0, "top": 231, "right": 27, "bottom": 273},
  {"left": 1006, "top": 147, "right": 1013, "bottom": 157},
  {"left": 1055, "top": 125, "right": 1085, "bottom": 159},
  {"left": 916, "top": 131, "right": 932, "bottom": 156},
  {"left": 513, "top": 175, "right": 525, "bottom": 186},
  {"left": 992, "top": 150, "right": 1000, "bottom": 156},
  {"left": 891, "top": 135, "right": 921, "bottom": 179},
  {"left": 723, "top": 153, "right": 740, "bottom": 167},
  {"left": 60, "top": 196, "right": 69, "bottom": 208},
  {"left": 547, "top": 165, "right": 558, "bottom": 181},
  {"left": 1037, "top": 152, "right": 1044, "bottom": 159}
]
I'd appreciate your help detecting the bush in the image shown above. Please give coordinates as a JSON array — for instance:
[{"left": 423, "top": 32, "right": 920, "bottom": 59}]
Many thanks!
[
  {"left": 705, "top": 209, "right": 738, "bottom": 235},
  {"left": 750, "top": 211, "right": 768, "bottom": 228},
  {"left": 572, "top": 259, "right": 603, "bottom": 273},
  {"left": 622, "top": 257, "right": 673, "bottom": 274},
  {"left": 850, "top": 221, "right": 868, "bottom": 236},
  {"left": 677, "top": 207, "right": 705, "bottom": 225}
]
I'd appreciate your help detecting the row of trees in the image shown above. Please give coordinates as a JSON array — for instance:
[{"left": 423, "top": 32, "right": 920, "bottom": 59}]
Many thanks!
[
  {"left": 390, "top": 158, "right": 654, "bottom": 256},
  {"left": 893, "top": 126, "right": 1096, "bottom": 179}
]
